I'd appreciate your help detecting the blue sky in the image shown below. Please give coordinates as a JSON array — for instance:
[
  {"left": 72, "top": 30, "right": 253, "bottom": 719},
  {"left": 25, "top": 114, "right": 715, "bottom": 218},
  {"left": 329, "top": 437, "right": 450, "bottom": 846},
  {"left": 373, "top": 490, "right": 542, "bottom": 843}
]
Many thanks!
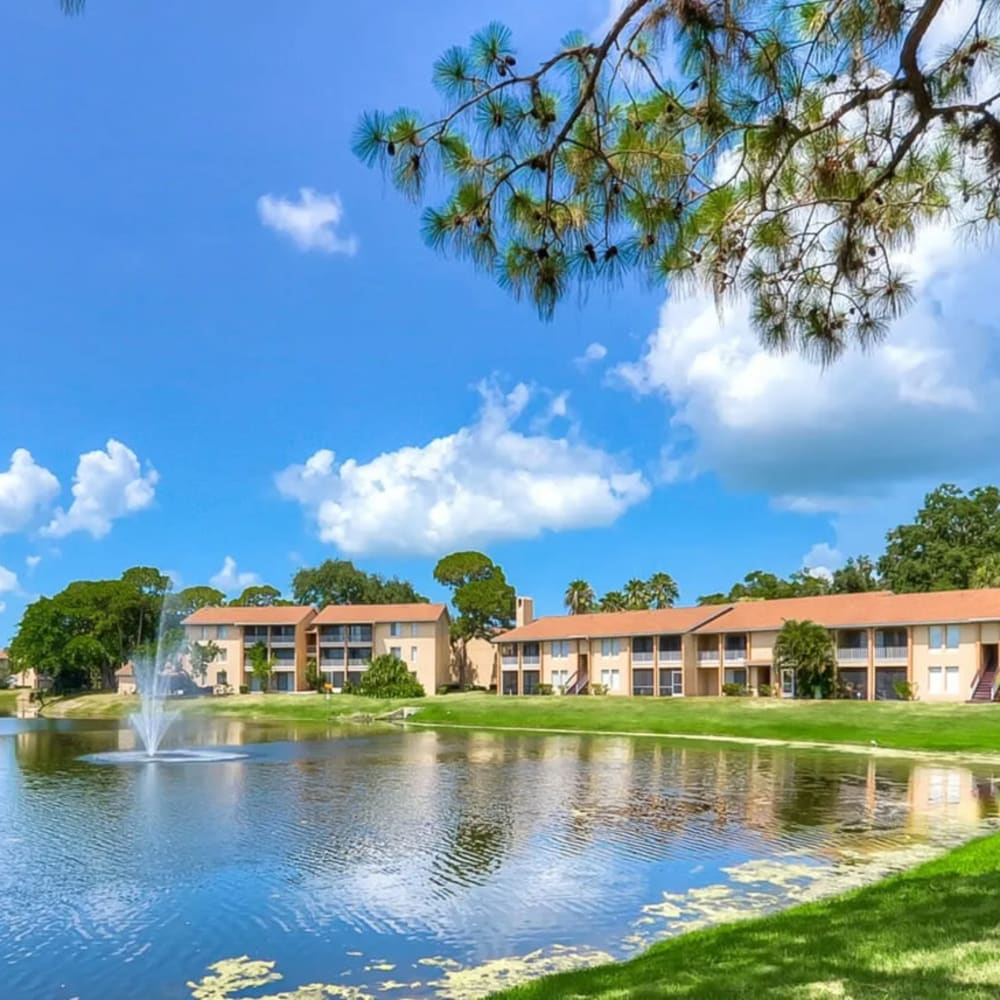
[{"left": 1, "top": 0, "right": 996, "bottom": 642}]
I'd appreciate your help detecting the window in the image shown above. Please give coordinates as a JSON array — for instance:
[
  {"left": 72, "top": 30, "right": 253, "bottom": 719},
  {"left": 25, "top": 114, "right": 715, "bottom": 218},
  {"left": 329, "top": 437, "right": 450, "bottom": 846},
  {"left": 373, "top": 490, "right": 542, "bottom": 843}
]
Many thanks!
[
  {"left": 724, "top": 667, "right": 747, "bottom": 687},
  {"left": 275, "top": 672, "right": 292, "bottom": 692},
  {"left": 216, "top": 647, "right": 227, "bottom": 663},
  {"left": 523, "top": 642, "right": 540, "bottom": 664},
  {"left": 410, "top": 623, "right": 419, "bottom": 637},
  {"left": 600, "top": 668, "right": 621, "bottom": 692},
  {"left": 523, "top": 670, "right": 540, "bottom": 695},
  {"left": 551, "top": 668, "right": 570, "bottom": 691},
  {"left": 390, "top": 623, "right": 401, "bottom": 637},
  {"left": 348, "top": 647, "right": 372, "bottom": 665},
  {"left": 321, "top": 625, "right": 345, "bottom": 642},
  {"left": 632, "top": 668, "right": 654, "bottom": 696},
  {"left": 659, "top": 635, "right": 682, "bottom": 661},
  {"left": 551, "top": 640, "right": 570, "bottom": 657},
  {"left": 410, "top": 646, "right": 418, "bottom": 663},
  {"left": 501, "top": 671, "right": 519, "bottom": 695},
  {"left": 390, "top": 646, "right": 402, "bottom": 660},
  {"left": 600, "top": 638, "right": 621, "bottom": 657},
  {"left": 929, "top": 626, "right": 943, "bottom": 650},
  {"left": 217, "top": 669, "right": 228, "bottom": 686},
  {"left": 325, "top": 670, "right": 346, "bottom": 690},
  {"left": 659, "top": 668, "right": 683, "bottom": 696},
  {"left": 929, "top": 665, "right": 941, "bottom": 694},
  {"left": 348, "top": 625, "right": 373, "bottom": 643},
  {"left": 781, "top": 669, "right": 796, "bottom": 698},
  {"left": 217, "top": 626, "right": 228, "bottom": 640},
  {"left": 946, "top": 625, "right": 960, "bottom": 650},
  {"left": 946, "top": 665, "right": 960, "bottom": 695}
]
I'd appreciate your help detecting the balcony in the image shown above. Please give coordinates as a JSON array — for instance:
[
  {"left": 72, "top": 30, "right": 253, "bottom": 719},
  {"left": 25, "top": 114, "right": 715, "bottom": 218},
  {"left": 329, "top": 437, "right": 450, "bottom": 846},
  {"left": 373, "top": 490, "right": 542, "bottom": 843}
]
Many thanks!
[
  {"left": 347, "top": 658, "right": 369, "bottom": 668},
  {"left": 269, "top": 636, "right": 296, "bottom": 648},
  {"left": 501, "top": 655, "right": 518, "bottom": 667},
  {"left": 698, "top": 649, "right": 720, "bottom": 664},
  {"left": 837, "top": 647, "right": 869, "bottom": 662},
  {"left": 632, "top": 650, "right": 654, "bottom": 664},
  {"left": 875, "top": 645, "right": 908, "bottom": 662},
  {"left": 724, "top": 649, "right": 746, "bottom": 664},
  {"left": 523, "top": 654, "right": 540, "bottom": 666},
  {"left": 658, "top": 649, "right": 682, "bottom": 663}
]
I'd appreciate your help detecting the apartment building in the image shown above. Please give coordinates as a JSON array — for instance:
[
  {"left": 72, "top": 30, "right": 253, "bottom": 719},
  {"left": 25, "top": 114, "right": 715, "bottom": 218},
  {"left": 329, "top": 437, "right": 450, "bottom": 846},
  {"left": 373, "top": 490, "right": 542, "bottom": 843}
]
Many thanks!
[
  {"left": 495, "top": 588, "right": 1000, "bottom": 703},
  {"left": 309, "top": 603, "right": 453, "bottom": 694},
  {"left": 182, "top": 606, "right": 317, "bottom": 691}
]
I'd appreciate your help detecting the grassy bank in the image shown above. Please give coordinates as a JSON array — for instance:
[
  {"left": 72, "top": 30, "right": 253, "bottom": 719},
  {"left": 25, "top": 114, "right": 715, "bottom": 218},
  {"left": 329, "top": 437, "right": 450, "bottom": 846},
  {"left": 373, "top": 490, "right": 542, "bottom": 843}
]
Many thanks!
[
  {"left": 0, "top": 689, "right": 18, "bottom": 714},
  {"left": 412, "top": 694, "right": 1000, "bottom": 754},
  {"left": 33, "top": 691, "right": 1000, "bottom": 754},
  {"left": 490, "top": 831, "right": 1000, "bottom": 999}
]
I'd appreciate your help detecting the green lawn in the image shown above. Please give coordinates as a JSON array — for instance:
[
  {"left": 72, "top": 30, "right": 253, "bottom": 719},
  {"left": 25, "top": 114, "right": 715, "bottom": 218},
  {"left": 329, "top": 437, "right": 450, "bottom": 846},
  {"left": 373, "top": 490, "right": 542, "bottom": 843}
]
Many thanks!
[
  {"left": 31, "top": 690, "right": 1000, "bottom": 754},
  {"left": 0, "top": 689, "right": 18, "bottom": 714},
  {"left": 412, "top": 693, "right": 1000, "bottom": 754},
  {"left": 490, "top": 831, "right": 1000, "bottom": 999}
]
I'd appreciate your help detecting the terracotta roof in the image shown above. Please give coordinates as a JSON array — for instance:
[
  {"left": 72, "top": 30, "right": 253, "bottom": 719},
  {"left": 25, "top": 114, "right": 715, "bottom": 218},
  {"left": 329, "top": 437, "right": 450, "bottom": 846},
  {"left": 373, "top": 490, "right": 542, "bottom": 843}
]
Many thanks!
[
  {"left": 497, "top": 606, "right": 731, "bottom": 642},
  {"left": 692, "top": 588, "right": 1000, "bottom": 633},
  {"left": 183, "top": 606, "right": 316, "bottom": 626},
  {"left": 311, "top": 603, "right": 448, "bottom": 625},
  {"left": 116, "top": 663, "right": 135, "bottom": 678}
]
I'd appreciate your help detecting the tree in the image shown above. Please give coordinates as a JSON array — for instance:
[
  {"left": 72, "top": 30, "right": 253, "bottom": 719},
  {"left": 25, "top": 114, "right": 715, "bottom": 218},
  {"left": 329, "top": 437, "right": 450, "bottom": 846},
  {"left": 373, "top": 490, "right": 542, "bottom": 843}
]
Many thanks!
[
  {"left": 971, "top": 553, "right": 1000, "bottom": 589},
  {"left": 292, "top": 559, "right": 428, "bottom": 607},
  {"left": 247, "top": 641, "right": 274, "bottom": 693},
  {"left": 599, "top": 590, "right": 627, "bottom": 612},
  {"left": 564, "top": 579, "right": 596, "bottom": 614},
  {"left": 879, "top": 485, "right": 1000, "bottom": 592},
  {"left": 174, "top": 586, "right": 226, "bottom": 617},
  {"left": 831, "top": 556, "right": 881, "bottom": 594},
  {"left": 119, "top": 566, "right": 172, "bottom": 650},
  {"left": 646, "top": 572, "right": 680, "bottom": 609},
  {"left": 699, "top": 569, "right": 831, "bottom": 604},
  {"left": 774, "top": 619, "right": 837, "bottom": 698},
  {"left": 229, "top": 585, "right": 287, "bottom": 607},
  {"left": 434, "top": 551, "right": 515, "bottom": 686},
  {"left": 355, "top": 654, "right": 426, "bottom": 698},
  {"left": 623, "top": 578, "right": 652, "bottom": 610},
  {"left": 189, "top": 640, "right": 222, "bottom": 685},
  {"left": 305, "top": 656, "right": 324, "bottom": 693},
  {"left": 356, "top": 6, "right": 1000, "bottom": 361}
]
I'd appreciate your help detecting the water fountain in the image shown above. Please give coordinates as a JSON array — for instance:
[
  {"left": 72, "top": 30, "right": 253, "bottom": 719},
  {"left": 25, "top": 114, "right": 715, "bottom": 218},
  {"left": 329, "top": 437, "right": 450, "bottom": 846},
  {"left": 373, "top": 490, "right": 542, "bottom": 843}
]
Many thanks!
[{"left": 84, "top": 605, "right": 245, "bottom": 765}]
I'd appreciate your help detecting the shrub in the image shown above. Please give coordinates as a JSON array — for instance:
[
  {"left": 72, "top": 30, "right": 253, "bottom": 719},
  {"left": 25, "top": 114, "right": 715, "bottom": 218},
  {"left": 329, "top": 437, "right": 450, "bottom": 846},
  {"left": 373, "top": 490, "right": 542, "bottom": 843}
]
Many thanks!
[
  {"left": 590, "top": 683, "right": 608, "bottom": 696},
  {"left": 304, "top": 657, "right": 324, "bottom": 693},
  {"left": 537, "top": 683, "right": 554, "bottom": 695},
  {"left": 238, "top": 684, "right": 249, "bottom": 695},
  {"left": 758, "top": 683, "right": 773, "bottom": 697},
  {"left": 893, "top": 679, "right": 918, "bottom": 701},
  {"left": 722, "top": 682, "right": 751, "bottom": 697},
  {"left": 355, "top": 655, "right": 425, "bottom": 698}
]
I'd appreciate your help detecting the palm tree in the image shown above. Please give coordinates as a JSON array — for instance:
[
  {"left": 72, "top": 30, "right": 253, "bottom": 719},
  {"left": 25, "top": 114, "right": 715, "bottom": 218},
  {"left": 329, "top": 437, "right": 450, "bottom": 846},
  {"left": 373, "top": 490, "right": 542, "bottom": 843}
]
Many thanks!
[
  {"left": 623, "top": 578, "right": 651, "bottom": 611},
  {"left": 773, "top": 619, "right": 836, "bottom": 699},
  {"left": 599, "top": 590, "right": 627, "bottom": 612},
  {"left": 564, "top": 580, "right": 596, "bottom": 615},
  {"left": 647, "top": 572, "right": 679, "bottom": 609}
]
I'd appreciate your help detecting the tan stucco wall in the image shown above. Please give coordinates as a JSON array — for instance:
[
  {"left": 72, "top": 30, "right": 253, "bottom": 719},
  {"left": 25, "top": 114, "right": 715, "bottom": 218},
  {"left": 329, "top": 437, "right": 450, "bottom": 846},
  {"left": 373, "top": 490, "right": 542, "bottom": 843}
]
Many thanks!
[
  {"left": 911, "top": 623, "right": 980, "bottom": 702},
  {"left": 373, "top": 620, "right": 443, "bottom": 694},
  {"left": 462, "top": 637, "right": 496, "bottom": 688}
]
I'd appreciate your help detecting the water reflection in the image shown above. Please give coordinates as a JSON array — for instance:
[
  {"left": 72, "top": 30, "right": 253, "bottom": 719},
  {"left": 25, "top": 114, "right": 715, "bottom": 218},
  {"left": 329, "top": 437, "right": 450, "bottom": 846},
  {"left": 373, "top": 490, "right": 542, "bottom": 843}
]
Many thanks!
[{"left": 0, "top": 719, "right": 997, "bottom": 999}]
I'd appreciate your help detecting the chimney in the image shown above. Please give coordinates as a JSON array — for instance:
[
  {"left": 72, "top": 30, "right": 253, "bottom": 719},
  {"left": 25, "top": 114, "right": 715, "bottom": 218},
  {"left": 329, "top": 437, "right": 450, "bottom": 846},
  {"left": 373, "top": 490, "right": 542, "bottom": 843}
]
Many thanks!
[{"left": 516, "top": 596, "right": 534, "bottom": 628}]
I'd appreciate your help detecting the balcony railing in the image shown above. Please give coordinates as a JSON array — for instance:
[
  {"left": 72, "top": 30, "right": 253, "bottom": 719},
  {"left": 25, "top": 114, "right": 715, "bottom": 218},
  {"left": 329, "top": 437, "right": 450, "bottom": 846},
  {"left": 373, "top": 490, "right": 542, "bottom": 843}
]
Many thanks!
[
  {"left": 837, "top": 647, "right": 869, "bottom": 661},
  {"left": 632, "top": 651, "right": 654, "bottom": 663},
  {"left": 243, "top": 634, "right": 269, "bottom": 645},
  {"left": 724, "top": 649, "right": 747, "bottom": 662},
  {"left": 501, "top": 655, "right": 518, "bottom": 667},
  {"left": 698, "top": 649, "right": 720, "bottom": 663},
  {"left": 875, "top": 645, "right": 908, "bottom": 661},
  {"left": 523, "top": 654, "right": 540, "bottom": 666},
  {"left": 347, "top": 658, "right": 369, "bottom": 667},
  {"left": 320, "top": 658, "right": 345, "bottom": 668},
  {"left": 658, "top": 649, "right": 682, "bottom": 663},
  {"left": 269, "top": 637, "right": 296, "bottom": 647}
]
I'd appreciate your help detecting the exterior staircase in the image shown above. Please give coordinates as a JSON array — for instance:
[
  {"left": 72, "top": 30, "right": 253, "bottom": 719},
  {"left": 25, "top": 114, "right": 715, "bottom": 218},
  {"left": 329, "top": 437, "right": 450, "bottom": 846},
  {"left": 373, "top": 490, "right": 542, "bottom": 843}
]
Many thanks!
[
  {"left": 970, "top": 668, "right": 997, "bottom": 703},
  {"left": 566, "top": 672, "right": 589, "bottom": 696}
]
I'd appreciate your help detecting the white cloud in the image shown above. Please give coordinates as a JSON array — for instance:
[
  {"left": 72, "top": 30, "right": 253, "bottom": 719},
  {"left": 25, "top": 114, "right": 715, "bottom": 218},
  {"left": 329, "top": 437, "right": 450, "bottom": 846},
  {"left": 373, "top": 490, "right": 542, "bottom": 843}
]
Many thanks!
[
  {"left": 549, "top": 391, "right": 570, "bottom": 419},
  {"left": 0, "top": 449, "right": 60, "bottom": 535},
  {"left": 44, "top": 440, "right": 158, "bottom": 539},
  {"left": 257, "top": 188, "right": 358, "bottom": 255},
  {"left": 276, "top": 381, "right": 650, "bottom": 557},
  {"left": 614, "top": 224, "right": 1000, "bottom": 512},
  {"left": 574, "top": 342, "right": 608, "bottom": 368},
  {"left": 0, "top": 564, "right": 18, "bottom": 593},
  {"left": 210, "top": 556, "right": 261, "bottom": 593},
  {"left": 25, "top": 555, "right": 41, "bottom": 570},
  {"left": 802, "top": 543, "right": 844, "bottom": 582}
]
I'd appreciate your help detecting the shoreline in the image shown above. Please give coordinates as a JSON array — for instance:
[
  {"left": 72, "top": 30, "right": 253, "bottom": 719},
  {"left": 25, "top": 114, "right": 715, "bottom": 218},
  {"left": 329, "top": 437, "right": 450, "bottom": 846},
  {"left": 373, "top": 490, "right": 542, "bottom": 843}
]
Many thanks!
[{"left": 403, "top": 718, "right": 1000, "bottom": 765}]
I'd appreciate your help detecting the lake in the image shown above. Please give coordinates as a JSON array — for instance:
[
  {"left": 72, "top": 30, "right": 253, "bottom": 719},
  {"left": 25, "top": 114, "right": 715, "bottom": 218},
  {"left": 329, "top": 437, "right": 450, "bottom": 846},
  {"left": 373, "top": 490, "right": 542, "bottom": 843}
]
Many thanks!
[{"left": 1, "top": 716, "right": 998, "bottom": 999}]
